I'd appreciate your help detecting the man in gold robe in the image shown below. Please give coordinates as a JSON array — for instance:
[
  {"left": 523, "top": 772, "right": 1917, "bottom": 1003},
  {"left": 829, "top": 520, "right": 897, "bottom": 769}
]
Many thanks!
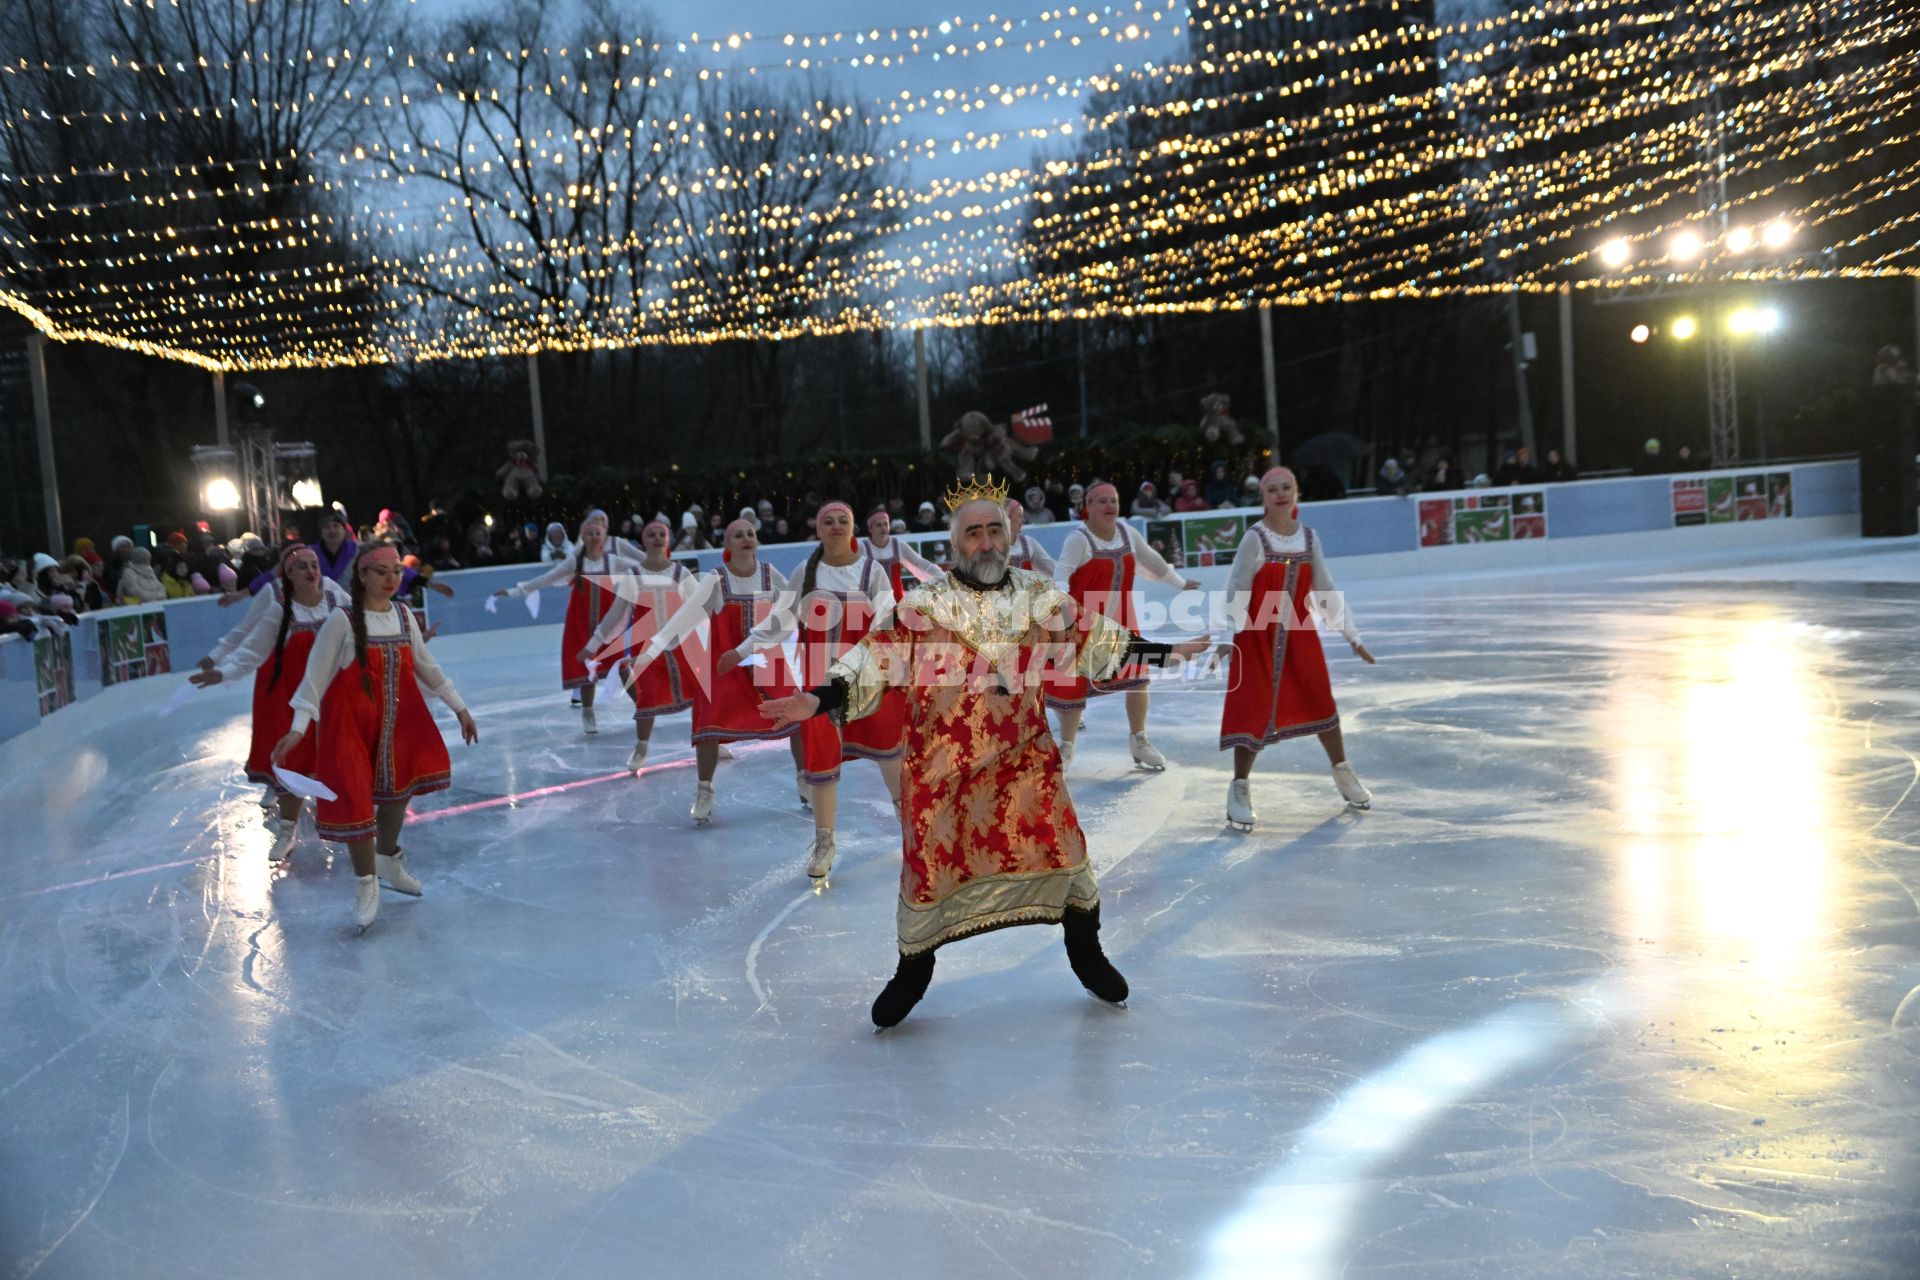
[{"left": 762, "top": 480, "right": 1209, "bottom": 1027}]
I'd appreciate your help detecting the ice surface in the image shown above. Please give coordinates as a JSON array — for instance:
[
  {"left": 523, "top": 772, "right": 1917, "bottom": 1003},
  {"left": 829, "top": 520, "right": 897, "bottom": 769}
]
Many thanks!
[{"left": 3, "top": 535, "right": 1919, "bottom": 1278}]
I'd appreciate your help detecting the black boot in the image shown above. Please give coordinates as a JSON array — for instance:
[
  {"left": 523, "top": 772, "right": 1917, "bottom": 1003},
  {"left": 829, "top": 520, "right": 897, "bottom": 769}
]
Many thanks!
[
  {"left": 1062, "top": 906, "right": 1129, "bottom": 1003},
  {"left": 871, "top": 951, "right": 936, "bottom": 1028}
]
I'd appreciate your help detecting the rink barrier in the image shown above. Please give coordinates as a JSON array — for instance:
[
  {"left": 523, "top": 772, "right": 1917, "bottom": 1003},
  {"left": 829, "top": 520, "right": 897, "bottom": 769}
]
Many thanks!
[{"left": 0, "top": 459, "right": 1868, "bottom": 743}]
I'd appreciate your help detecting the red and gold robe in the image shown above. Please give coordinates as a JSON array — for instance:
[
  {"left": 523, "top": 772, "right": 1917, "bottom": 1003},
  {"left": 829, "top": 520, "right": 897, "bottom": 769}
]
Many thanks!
[{"left": 828, "top": 568, "right": 1134, "bottom": 954}]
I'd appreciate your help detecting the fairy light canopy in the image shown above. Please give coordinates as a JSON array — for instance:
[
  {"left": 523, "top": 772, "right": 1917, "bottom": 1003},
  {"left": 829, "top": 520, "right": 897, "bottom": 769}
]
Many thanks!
[{"left": 0, "top": 0, "right": 1913, "bottom": 372}]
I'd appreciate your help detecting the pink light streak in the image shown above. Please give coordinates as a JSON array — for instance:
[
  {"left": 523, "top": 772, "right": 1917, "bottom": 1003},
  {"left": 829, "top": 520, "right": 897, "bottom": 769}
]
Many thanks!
[{"left": 409, "top": 758, "right": 696, "bottom": 823}]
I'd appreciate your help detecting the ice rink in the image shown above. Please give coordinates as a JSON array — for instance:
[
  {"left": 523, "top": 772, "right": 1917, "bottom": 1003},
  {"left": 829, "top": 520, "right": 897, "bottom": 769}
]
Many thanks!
[{"left": 4, "top": 535, "right": 1919, "bottom": 1279}]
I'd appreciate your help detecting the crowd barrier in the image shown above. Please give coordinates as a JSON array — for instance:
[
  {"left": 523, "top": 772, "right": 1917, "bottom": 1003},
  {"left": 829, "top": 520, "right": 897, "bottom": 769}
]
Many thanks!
[{"left": 0, "top": 459, "right": 1867, "bottom": 744}]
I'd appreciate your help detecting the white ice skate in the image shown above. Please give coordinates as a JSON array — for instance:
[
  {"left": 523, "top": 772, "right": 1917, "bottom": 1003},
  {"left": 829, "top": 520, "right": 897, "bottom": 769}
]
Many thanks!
[
  {"left": 266, "top": 814, "right": 299, "bottom": 862},
  {"left": 625, "top": 741, "right": 648, "bottom": 773},
  {"left": 1226, "top": 778, "right": 1256, "bottom": 832},
  {"left": 375, "top": 849, "right": 423, "bottom": 896},
  {"left": 1130, "top": 732, "right": 1167, "bottom": 772},
  {"left": 353, "top": 874, "right": 380, "bottom": 932},
  {"left": 1332, "top": 761, "right": 1372, "bottom": 809},
  {"left": 796, "top": 769, "right": 812, "bottom": 810},
  {"left": 1058, "top": 739, "right": 1075, "bottom": 770},
  {"left": 805, "top": 830, "right": 837, "bottom": 890},
  {"left": 691, "top": 781, "right": 716, "bottom": 826},
  {"left": 582, "top": 705, "right": 599, "bottom": 735}
]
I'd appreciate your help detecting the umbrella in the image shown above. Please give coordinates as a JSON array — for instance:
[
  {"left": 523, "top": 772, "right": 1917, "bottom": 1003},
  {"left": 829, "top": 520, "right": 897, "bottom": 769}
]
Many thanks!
[{"left": 1286, "top": 431, "right": 1374, "bottom": 472}]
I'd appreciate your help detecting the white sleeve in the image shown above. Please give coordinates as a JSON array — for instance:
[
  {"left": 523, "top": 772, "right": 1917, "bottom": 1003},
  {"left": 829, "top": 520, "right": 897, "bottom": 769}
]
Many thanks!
[
  {"left": 214, "top": 592, "right": 289, "bottom": 682},
  {"left": 897, "top": 541, "right": 943, "bottom": 582},
  {"left": 509, "top": 555, "right": 577, "bottom": 598},
  {"left": 1052, "top": 530, "right": 1090, "bottom": 589},
  {"left": 288, "top": 610, "right": 352, "bottom": 735},
  {"left": 208, "top": 586, "right": 276, "bottom": 667},
  {"left": 1225, "top": 530, "right": 1263, "bottom": 634},
  {"left": 638, "top": 572, "right": 721, "bottom": 658},
  {"left": 865, "top": 567, "right": 897, "bottom": 631},
  {"left": 609, "top": 536, "right": 645, "bottom": 563},
  {"left": 1023, "top": 536, "right": 1056, "bottom": 575},
  {"left": 1309, "top": 535, "right": 1362, "bottom": 648},
  {"left": 1125, "top": 524, "right": 1186, "bottom": 587},
  {"left": 408, "top": 611, "right": 468, "bottom": 714}
]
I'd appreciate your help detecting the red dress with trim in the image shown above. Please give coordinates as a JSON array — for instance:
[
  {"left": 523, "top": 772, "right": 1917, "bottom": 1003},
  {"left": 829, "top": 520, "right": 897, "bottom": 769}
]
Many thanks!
[
  {"left": 1218, "top": 523, "right": 1339, "bottom": 751},
  {"left": 617, "top": 563, "right": 697, "bottom": 721},
  {"left": 314, "top": 604, "right": 452, "bottom": 843},
  {"left": 692, "top": 563, "right": 799, "bottom": 745},
  {"left": 1045, "top": 528, "right": 1148, "bottom": 710},
  {"left": 559, "top": 561, "right": 620, "bottom": 690},
  {"left": 244, "top": 585, "right": 337, "bottom": 785},
  {"left": 798, "top": 558, "right": 905, "bottom": 783}
]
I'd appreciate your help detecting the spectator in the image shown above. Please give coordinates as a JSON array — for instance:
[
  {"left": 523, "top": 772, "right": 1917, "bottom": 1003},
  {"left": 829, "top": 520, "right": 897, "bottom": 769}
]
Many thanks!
[
  {"left": 1633, "top": 437, "right": 1667, "bottom": 475},
  {"left": 233, "top": 534, "right": 274, "bottom": 590},
  {"left": 118, "top": 547, "right": 167, "bottom": 603},
  {"left": 1541, "top": 449, "right": 1577, "bottom": 482},
  {"left": 31, "top": 552, "right": 67, "bottom": 601},
  {"left": 1203, "top": 460, "right": 1236, "bottom": 508},
  {"left": 1021, "top": 486, "right": 1056, "bottom": 525},
  {"left": 1065, "top": 483, "right": 1087, "bottom": 521},
  {"left": 1494, "top": 446, "right": 1538, "bottom": 487},
  {"left": 102, "top": 535, "right": 134, "bottom": 598},
  {"left": 756, "top": 498, "right": 777, "bottom": 528},
  {"left": 71, "top": 537, "right": 102, "bottom": 572},
  {"left": 61, "top": 556, "right": 108, "bottom": 612},
  {"left": 674, "top": 511, "right": 708, "bottom": 551},
  {"left": 911, "top": 500, "right": 941, "bottom": 533},
  {"left": 1424, "top": 458, "right": 1458, "bottom": 491},
  {"left": 1376, "top": 457, "right": 1413, "bottom": 496},
  {"left": 1131, "top": 482, "right": 1171, "bottom": 519},
  {"left": 1172, "top": 478, "right": 1210, "bottom": 512},
  {"left": 771, "top": 516, "right": 792, "bottom": 541},
  {"left": 1872, "top": 344, "right": 1915, "bottom": 386},
  {"left": 429, "top": 533, "right": 463, "bottom": 573},
  {"left": 1043, "top": 477, "right": 1071, "bottom": 521},
  {"left": 737, "top": 506, "right": 760, "bottom": 532},
  {"left": 1673, "top": 444, "right": 1697, "bottom": 472},
  {"left": 375, "top": 507, "right": 415, "bottom": 549},
  {"left": 1240, "top": 474, "right": 1261, "bottom": 506},
  {"left": 161, "top": 552, "right": 199, "bottom": 598},
  {"left": 465, "top": 521, "right": 498, "bottom": 566}
]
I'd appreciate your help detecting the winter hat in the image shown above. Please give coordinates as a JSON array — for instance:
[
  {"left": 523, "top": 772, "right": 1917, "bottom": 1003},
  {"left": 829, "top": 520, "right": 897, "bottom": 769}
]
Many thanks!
[
  {"left": 218, "top": 564, "right": 238, "bottom": 590},
  {"left": 167, "top": 531, "right": 189, "bottom": 551},
  {"left": 130, "top": 546, "right": 153, "bottom": 566},
  {"left": 110, "top": 535, "right": 133, "bottom": 554},
  {"left": 190, "top": 573, "right": 211, "bottom": 593},
  {"left": 321, "top": 505, "right": 349, "bottom": 528},
  {"left": 31, "top": 552, "right": 58, "bottom": 575},
  {"left": 49, "top": 593, "right": 73, "bottom": 613}
]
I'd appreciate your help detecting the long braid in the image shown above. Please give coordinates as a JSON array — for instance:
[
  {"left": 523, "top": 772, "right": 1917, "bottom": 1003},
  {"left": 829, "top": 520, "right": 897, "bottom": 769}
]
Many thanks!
[
  {"left": 268, "top": 582, "right": 296, "bottom": 686},
  {"left": 798, "top": 544, "right": 825, "bottom": 601},
  {"left": 349, "top": 553, "right": 372, "bottom": 696}
]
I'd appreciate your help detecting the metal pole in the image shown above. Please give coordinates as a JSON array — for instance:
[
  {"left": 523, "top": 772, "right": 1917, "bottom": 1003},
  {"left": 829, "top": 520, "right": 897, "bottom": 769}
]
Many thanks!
[
  {"left": 1504, "top": 289, "right": 1537, "bottom": 455},
  {"left": 1076, "top": 318, "right": 1089, "bottom": 438},
  {"left": 27, "top": 334, "right": 62, "bottom": 553},
  {"left": 1557, "top": 283, "right": 1577, "bottom": 465},
  {"left": 1259, "top": 302, "right": 1280, "bottom": 446},
  {"left": 212, "top": 368, "right": 230, "bottom": 447},
  {"left": 526, "top": 352, "right": 548, "bottom": 479},
  {"left": 913, "top": 327, "right": 932, "bottom": 450}
]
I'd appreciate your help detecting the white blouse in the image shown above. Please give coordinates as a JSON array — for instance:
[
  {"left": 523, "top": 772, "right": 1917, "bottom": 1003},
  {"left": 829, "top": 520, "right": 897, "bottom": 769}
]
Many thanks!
[
  {"left": 289, "top": 607, "right": 467, "bottom": 734},
  {"left": 862, "top": 537, "right": 942, "bottom": 585},
  {"left": 1051, "top": 522, "right": 1186, "bottom": 590},
  {"left": 1223, "top": 524, "right": 1362, "bottom": 647},
  {"left": 506, "top": 552, "right": 637, "bottom": 598},
  {"left": 214, "top": 580, "right": 352, "bottom": 682},
  {"left": 206, "top": 582, "right": 280, "bottom": 668},
  {"left": 625, "top": 563, "right": 792, "bottom": 662},
  {"left": 1011, "top": 533, "right": 1056, "bottom": 575},
  {"left": 588, "top": 562, "right": 702, "bottom": 651},
  {"left": 737, "top": 558, "right": 896, "bottom": 658}
]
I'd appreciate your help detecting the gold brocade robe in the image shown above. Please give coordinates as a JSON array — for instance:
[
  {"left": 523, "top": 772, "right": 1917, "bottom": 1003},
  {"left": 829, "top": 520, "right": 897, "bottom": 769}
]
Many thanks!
[{"left": 828, "top": 568, "right": 1134, "bottom": 954}]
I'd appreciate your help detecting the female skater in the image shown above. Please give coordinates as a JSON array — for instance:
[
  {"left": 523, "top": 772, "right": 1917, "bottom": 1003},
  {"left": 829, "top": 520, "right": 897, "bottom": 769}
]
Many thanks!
[
  {"left": 618, "top": 518, "right": 808, "bottom": 823},
  {"left": 1006, "top": 496, "right": 1055, "bottom": 575},
  {"left": 274, "top": 543, "right": 478, "bottom": 931},
  {"left": 719, "top": 501, "right": 903, "bottom": 886},
  {"left": 492, "top": 513, "right": 636, "bottom": 734},
  {"left": 585, "top": 518, "right": 700, "bottom": 774},
  {"left": 1219, "top": 466, "right": 1375, "bottom": 831},
  {"left": 862, "top": 507, "right": 942, "bottom": 599},
  {"left": 190, "top": 544, "right": 349, "bottom": 859},
  {"left": 1047, "top": 481, "right": 1201, "bottom": 770}
]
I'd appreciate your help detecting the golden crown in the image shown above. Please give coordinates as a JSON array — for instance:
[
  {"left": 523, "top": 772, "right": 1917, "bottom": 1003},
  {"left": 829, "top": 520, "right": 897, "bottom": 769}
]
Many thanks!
[{"left": 942, "top": 474, "right": 1011, "bottom": 511}]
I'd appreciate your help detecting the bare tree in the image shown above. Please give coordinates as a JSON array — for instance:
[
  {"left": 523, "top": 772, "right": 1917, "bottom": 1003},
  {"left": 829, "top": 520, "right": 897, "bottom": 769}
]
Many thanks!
[{"left": 670, "top": 79, "right": 901, "bottom": 456}]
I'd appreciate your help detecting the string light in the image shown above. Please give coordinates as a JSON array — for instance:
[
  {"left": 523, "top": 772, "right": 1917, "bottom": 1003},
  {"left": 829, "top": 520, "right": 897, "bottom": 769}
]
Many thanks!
[{"left": 0, "top": 0, "right": 1912, "bottom": 371}]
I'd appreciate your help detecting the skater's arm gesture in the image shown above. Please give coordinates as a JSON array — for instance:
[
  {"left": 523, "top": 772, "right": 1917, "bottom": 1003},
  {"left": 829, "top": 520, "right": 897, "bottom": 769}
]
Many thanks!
[
  {"left": 457, "top": 709, "right": 479, "bottom": 743},
  {"left": 759, "top": 690, "right": 819, "bottom": 729},
  {"left": 271, "top": 728, "right": 305, "bottom": 766}
]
